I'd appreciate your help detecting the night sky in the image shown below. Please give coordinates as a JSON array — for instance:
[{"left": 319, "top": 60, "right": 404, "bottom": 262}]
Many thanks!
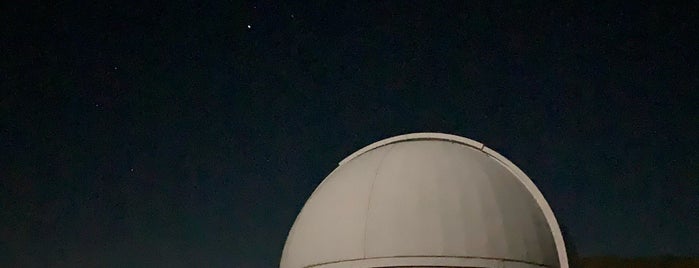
[{"left": 2, "top": 1, "right": 698, "bottom": 267}]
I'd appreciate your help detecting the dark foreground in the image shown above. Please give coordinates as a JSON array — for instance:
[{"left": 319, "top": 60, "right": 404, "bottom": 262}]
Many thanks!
[{"left": 578, "top": 256, "right": 699, "bottom": 268}]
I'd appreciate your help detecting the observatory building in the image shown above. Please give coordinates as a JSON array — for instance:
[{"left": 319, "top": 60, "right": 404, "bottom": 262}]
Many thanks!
[{"left": 281, "top": 133, "right": 568, "bottom": 268}]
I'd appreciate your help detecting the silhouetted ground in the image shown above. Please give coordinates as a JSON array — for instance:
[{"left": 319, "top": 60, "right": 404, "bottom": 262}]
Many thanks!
[{"left": 579, "top": 256, "right": 699, "bottom": 268}]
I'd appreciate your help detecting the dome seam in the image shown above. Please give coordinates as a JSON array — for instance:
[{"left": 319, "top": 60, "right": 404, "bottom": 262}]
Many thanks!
[
  {"left": 362, "top": 143, "right": 395, "bottom": 259},
  {"left": 303, "top": 255, "right": 551, "bottom": 268}
]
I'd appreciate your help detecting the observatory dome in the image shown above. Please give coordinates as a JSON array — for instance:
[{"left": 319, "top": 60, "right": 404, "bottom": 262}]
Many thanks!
[{"left": 281, "top": 133, "right": 568, "bottom": 268}]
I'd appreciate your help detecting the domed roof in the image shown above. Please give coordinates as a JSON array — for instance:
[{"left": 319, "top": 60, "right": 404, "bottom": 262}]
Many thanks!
[{"left": 281, "top": 133, "right": 568, "bottom": 268}]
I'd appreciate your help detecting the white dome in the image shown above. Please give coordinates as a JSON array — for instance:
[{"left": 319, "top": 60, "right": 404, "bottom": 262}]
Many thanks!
[{"left": 281, "top": 133, "right": 568, "bottom": 268}]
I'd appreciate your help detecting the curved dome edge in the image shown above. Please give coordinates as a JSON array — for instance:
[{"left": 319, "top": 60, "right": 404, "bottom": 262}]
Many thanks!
[
  {"left": 482, "top": 146, "right": 569, "bottom": 268},
  {"left": 339, "top": 133, "right": 485, "bottom": 166}
]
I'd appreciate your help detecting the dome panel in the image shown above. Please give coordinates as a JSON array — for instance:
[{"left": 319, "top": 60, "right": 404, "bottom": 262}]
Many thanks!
[
  {"left": 281, "top": 148, "right": 391, "bottom": 268},
  {"left": 365, "top": 141, "right": 496, "bottom": 257},
  {"left": 363, "top": 140, "right": 555, "bottom": 265}
]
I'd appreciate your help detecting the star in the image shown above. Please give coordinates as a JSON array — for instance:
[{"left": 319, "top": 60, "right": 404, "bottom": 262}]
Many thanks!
[{"left": 247, "top": 25, "right": 251, "bottom": 29}]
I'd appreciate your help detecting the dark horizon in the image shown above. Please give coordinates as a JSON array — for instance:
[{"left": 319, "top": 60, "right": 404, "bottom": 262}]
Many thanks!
[{"left": 2, "top": 1, "right": 697, "bottom": 266}]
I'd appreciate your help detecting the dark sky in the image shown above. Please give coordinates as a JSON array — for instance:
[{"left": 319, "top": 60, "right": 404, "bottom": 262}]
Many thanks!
[{"left": 2, "top": 1, "right": 697, "bottom": 267}]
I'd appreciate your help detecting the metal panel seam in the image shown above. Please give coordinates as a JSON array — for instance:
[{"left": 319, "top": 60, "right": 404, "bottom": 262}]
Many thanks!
[
  {"left": 302, "top": 255, "right": 551, "bottom": 268},
  {"left": 363, "top": 144, "right": 396, "bottom": 259}
]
